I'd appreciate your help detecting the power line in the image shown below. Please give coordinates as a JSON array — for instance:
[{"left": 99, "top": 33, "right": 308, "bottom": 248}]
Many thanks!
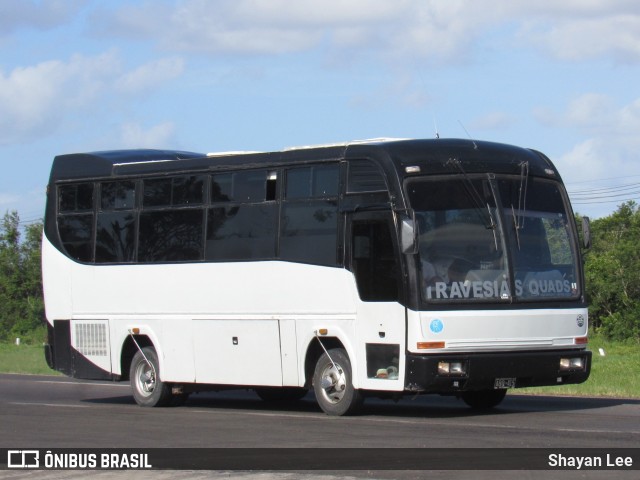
[
  {"left": 568, "top": 183, "right": 640, "bottom": 196},
  {"left": 571, "top": 196, "right": 640, "bottom": 205},
  {"left": 566, "top": 174, "right": 640, "bottom": 185}
]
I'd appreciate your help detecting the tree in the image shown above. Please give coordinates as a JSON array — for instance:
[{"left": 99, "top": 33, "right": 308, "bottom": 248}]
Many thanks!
[
  {"left": 0, "top": 211, "right": 44, "bottom": 341},
  {"left": 584, "top": 201, "right": 640, "bottom": 342}
]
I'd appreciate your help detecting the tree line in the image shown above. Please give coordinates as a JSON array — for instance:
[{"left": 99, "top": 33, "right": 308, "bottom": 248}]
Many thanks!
[
  {"left": 582, "top": 201, "right": 640, "bottom": 342},
  {"left": 1, "top": 204, "right": 639, "bottom": 343},
  {"left": 0, "top": 211, "right": 43, "bottom": 342}
]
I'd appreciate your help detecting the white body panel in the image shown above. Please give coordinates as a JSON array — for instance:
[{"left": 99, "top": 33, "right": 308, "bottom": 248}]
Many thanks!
[
  {"left": 407, "top": 308, "right": 588, "bottom": 353},
  {"left": 43, "top": 235, "right": 405, "bottom": 390},
  {"left": 43, "top": 234, "right": 587, "bottom": 392}
]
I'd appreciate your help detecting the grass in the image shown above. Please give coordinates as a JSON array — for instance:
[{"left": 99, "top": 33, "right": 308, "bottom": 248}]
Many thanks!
[
  {"left": 518, "top": 334, "right": 640, "bottom": 399},
  {"left": 0, "top": 342, "right": 61, "bottom": 376},
  {"left": 0, "top": 334, "right": 637, "bottom": 398}
]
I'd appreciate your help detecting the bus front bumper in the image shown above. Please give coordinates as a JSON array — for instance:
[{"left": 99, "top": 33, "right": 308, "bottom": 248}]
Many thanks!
[{"left": 405, "top": 349, "right": 592, "bottom": 393}]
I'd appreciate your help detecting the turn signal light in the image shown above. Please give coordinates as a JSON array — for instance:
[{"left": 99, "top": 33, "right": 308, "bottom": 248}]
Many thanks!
[{"left": 417, "top": 341, "right": 445, "bottom": 349}]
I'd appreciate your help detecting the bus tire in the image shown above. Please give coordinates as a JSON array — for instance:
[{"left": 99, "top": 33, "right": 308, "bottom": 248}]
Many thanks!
[
  {"left": 461, "top": 389, "right": 507, "bottom": 410},
  {"left": 313, "top": 348, "right": 363, "bottom": 416},
  {"left": 130, "top": 346, "right": 173, "bottom": 407}
]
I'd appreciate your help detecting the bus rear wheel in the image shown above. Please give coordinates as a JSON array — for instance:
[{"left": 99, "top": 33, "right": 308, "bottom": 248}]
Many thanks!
[
  {"left": 313, "top": 348, "right": 363, "bottom": 416},
  {"left": 130, "top": 346, "right": 173, "bottom": 407},
  {"left": 461, "top": 389, "right": 507, "bottom": 410}
]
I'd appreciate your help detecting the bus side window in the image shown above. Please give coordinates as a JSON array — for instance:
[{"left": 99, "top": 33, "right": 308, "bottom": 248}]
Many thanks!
[
  {"left": 351, "top": 218, "right": 399, "bottom": 302},
  {"left": 205, "top": 170, "right": 278, "bottom": 262},
  {"left": 280, "top": 165, "right": 340, "bottom": 266},
  {"left": 138, "top": 175, "right": 206, "bottom": 262},
  {"left": 96, "top": 180, "right": 137, "bottom": 263},
  {"left": 57, "top": 183, "right": 95, "bottom": 262}
]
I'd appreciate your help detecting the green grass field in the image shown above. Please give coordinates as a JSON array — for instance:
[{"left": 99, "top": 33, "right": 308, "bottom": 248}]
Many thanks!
[
  {"left": 518, "top": 335, "right": 640, "bottom": 398},
  {"left": 0, "top": 342, "right": 61, "bottom": 376},
  {"left": 0, "top": 335, "right": 638, "bottom": 398}
]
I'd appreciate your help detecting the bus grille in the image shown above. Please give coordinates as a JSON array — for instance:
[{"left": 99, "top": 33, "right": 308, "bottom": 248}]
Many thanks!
[{"left": 75, "top": 322, "right": 108, "bottom": 357}]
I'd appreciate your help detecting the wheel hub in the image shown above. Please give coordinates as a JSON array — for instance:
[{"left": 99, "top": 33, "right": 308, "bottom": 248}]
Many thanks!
[
  {"left": 137, "top": 364, "right": 155, "bottom": 395},
  {"left": 319, "top": 363, "right": 346, "bottom": 404}
]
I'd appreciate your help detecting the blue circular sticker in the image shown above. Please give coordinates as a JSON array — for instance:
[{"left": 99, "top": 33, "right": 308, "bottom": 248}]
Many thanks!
[{"left": 430, "top": 318, "right": 444, "bottom": 334}]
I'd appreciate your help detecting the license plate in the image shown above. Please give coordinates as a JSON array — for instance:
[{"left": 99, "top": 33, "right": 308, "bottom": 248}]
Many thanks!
[{"left": 494, "top": 377, "right": 516, "bottom": 389}]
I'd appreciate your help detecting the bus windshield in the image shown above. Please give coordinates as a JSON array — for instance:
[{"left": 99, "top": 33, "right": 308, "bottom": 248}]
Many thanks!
[{"left": 407, "top": 175, "right": 580, "bottom": 304}]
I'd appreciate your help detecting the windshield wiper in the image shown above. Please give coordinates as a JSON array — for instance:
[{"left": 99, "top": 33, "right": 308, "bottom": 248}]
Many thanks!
[
  {"left": 446, "top": 158, "right": 500, "bottom": 252},
  {"left": 511, "top": 205, "right": 521, "bottom": 250},
  {"left": 487, "top": 203, "right": 498, "bottom": 251},
  {"left": 512, "top": 161, "right": 529, "bottom": 250},
  {"left": 446, "top": 157, "right": 495, "bottom": 229}
]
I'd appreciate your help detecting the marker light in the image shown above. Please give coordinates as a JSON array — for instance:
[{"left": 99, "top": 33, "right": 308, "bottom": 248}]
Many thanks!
[
  {"left": 417, "top": 341, "right": 445, "bottom": 349},
  {"left": 405, "top": 166, "right": 421, "bottom": 174}
]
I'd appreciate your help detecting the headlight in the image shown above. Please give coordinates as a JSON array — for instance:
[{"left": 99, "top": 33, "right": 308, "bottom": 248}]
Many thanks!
[
  {"left": 438, "top": 361, "right": 466, "bottom": 376},
  {"left": 559, "top": 357, "right": 585, "bottom": 371}
]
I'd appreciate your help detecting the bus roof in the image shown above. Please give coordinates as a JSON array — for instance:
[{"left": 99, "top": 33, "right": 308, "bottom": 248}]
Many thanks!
[{"left": 48, "top": 138, "right": 559, "bottom": 183}]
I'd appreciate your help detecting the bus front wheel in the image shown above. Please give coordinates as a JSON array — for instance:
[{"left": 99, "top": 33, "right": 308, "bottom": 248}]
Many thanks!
[
  {"left": 313, "top": 348, "right": 363, "bottom": 416},
  {"left": 130, "top": 346, "right": 173, "bottom": 407},
  {"left": 461, "top": 389, "right": 507, "bottom": 410}
]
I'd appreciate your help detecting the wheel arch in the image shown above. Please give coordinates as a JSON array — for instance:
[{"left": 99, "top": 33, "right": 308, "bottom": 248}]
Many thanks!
[
  {"left": 120, "top": 334, "right": 153, "bottom": 382},
  {"left": 303, "top": 336, "right": 346, "bottom": 389}
]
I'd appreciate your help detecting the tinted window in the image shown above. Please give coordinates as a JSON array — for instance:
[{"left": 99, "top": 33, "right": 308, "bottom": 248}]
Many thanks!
[
  {"left": 286, "top": 165, "right": 339, "bottom": 199},
  {"left": 143, "top": 178, "right": 172, "bottom": 207},
  {"left": 101, "top": 181, "right": 136, "bottom": 210},
  {"left": 351, "top": 218, "right": 399, "bottom": 301},
  {"left": 211, "top": 173, "right": 233, "bottom": 202},
  {"left": 173, "top": 175, "right": 205, "bottom": 205},
  {"left": 143, "top": 175, "right": 205, "bottom": 207},
  {"left": 59, "top": 183, "right": 94, "bottom": 212},
  {"left": 347, "top": 160, "right": 387, "bottom": 193},
  {"left": 206, "top": 205, "right": 277, "bottom": 261},
  {"left": 280, "top": 200, "right": 338, "bottom": 265},
  {"left": 211, "top": 171, "right": 269, "bottom": 204},
  {"left": 95, "top": 212, "right": 136, "bottom": 263},
  {"left": 58, "top": 214, "right": 94, "bottom": 262},
  {"left": 138, "top": 210, "right": 204, "bottom": 262},
  {"left": 57, "top": 182, "right": 95, "bottom": 262}
]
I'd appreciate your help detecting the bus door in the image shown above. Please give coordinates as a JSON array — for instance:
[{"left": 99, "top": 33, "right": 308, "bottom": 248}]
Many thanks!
[{"left": 348, "top": 211, "right": 407, "bottom": 391}]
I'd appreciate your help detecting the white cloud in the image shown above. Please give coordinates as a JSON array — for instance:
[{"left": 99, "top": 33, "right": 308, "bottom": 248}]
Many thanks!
[
  {"left": 548, "top": 95, "right": 640, "bottom": 186},
  {"left": 349, "top": 73, "right": 432, "bottom": 111},
  {"left": 543, "top": 93, "right": 640, "bottom": 138},
  {"left": 93, "top": 1, "right": 487, "bottom": 61},
  {"left": 0, "top": 52, "right": 119, "bottom": 145},
  {"left": 0, "top": 0, "right": 85, "bottom": 36},
  {"left": 521, "top": 14, "right": 640, "bottom": 63},
  {"left": 92, "top": 1, "right": 640, "bottom": 64},
  {"left": 118, "top": 122, "right": 177, "bottom": 148},
  {"left": 0, "top": 52, "right": 187, "bottom": 145},
  {"left": 115, "top": 57, "right": 185, "bottom": 93}
]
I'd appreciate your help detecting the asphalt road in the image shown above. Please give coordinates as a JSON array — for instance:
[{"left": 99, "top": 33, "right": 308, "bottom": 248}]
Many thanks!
[{"left": 0, "top": 373, "right": 638, "bottom": 480}]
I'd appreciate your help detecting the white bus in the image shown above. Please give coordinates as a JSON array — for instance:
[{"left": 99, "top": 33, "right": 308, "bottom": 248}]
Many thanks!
[{"left": 43, "top": 138, "right": 591, "bottom": 415}]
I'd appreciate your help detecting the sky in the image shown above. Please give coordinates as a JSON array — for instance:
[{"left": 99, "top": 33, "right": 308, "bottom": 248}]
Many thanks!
[{"left": 1, "top": 0, "right": 640, "bottom": 226}]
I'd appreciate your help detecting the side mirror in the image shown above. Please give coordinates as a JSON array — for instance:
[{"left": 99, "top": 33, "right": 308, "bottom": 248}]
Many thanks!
[
  {"left": 582, "top": 216, "right": 591, "bottom": 249},
  {"left": 400, "top": 214, "right": 419, "bottom": 255}
]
